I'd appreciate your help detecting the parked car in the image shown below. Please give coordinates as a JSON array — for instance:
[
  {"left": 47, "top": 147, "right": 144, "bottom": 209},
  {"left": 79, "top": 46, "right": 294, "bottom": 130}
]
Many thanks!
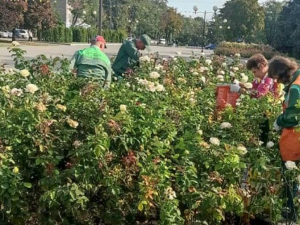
[
  {"left": 6, "top": 31, "right": 13, "bottom": 38},
  {"left": 151, "top": 40, "right": 158, "bottom": 45},
  {"left": 205, "top": 43, "right": 216, "bottom": 50},
  {"left": 0, "top": 31, "right": 9, "bottom": 38},
  {"left": 15, "top": 29, "right": 29, "bottom": 39},
  {"left": 158, "top": 39, "right": 166, "bottom": 45}
]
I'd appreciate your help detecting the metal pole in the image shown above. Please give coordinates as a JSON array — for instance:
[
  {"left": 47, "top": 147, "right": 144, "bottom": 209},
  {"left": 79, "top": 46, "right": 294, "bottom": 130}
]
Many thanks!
[
  {"left": 109, "top": 0, "right": 113, "bottom": 29},
  {"left": 202, "top": 10, "right": 206, "bottom": 53},
  {"left": 98, "top": 0, "right": 103, "bottom": 35}
]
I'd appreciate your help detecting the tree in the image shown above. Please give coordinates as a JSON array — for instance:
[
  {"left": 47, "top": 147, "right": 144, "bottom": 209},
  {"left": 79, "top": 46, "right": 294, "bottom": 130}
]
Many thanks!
[
  {"left": 274, "top": 0, "right": 300, "bottom": 56},
  {"left": 220, "top": 0, "right": 265, "bottom": 41},
  {"left": 68, "top": 0, "right": 99, "bottom": 26},
  {"left": 177, "top": 16, "right": 205, "bottom": 46},
  {"left": 102, "top": 0, "right": 169, "bottom": 38},
  {"left": 207, "top": 14, "right": 227, "bottom": 44},
  {"left": 159, "top": 8, "right": 183, "bottom": 43},
  {"left": 24, "top": 0, "right": 57, "bottom": 31},
  {"left": 0, "top": 1, "right": 27, "bottom": 31},
  {"left": 264, "top": 0, "right": 285, "bottom": 47}
]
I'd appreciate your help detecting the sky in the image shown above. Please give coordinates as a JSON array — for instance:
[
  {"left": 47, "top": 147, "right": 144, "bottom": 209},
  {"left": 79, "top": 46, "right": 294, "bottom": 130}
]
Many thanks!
[{"left": 167, "top": 0, "right": 280, "bottom": 19}]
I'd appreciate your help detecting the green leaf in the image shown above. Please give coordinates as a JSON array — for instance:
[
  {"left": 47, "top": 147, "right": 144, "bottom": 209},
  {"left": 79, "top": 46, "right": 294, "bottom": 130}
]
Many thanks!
[
  {"left": 24, "top": 182, "right": 32, "bottom": 188},
  {"left": 138, "top": 202, "right": 144, "bottom": 211},
  {"left": 1, "top": 183, "right": 8, "bottom": 189},
  {"left": 173, "top": 154, "right": 180, "bottom": 159}
]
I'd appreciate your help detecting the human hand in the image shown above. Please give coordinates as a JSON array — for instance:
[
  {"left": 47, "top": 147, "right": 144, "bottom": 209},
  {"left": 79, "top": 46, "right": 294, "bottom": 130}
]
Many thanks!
[{"left": 230, "top": 84, "right": 241, "bottom": 93}]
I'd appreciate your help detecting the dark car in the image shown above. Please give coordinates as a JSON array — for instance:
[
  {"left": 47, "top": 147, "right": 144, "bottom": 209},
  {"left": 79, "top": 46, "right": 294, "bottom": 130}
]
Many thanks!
[{"left": 205, "top": 43, "right": 216, "bottom": 50}]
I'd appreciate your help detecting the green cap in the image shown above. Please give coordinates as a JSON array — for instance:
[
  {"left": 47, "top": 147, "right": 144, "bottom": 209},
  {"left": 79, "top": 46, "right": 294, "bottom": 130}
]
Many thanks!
[{"left": 140, "top": 34, "right": 151, "bottom": 51}]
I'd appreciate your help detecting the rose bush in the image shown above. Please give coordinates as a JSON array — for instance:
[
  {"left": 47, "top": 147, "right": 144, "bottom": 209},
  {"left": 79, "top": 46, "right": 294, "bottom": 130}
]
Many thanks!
[{"left": 0, "top": 44, "right": 290, "bottom": 224}]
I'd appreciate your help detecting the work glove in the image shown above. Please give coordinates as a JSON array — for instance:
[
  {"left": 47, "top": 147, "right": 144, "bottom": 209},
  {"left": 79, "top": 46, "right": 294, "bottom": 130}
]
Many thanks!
[
  {"left": 273, "top": 120, "right": 281, "bottom": 131},
  {"left": 230, "top": 83, "right": 241, "bottom": 93}
]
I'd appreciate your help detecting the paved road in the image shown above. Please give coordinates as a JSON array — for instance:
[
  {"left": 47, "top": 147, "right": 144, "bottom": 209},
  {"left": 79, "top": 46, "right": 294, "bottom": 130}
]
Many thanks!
[{"left": 0, "top": 43, "right": 214, "bottom": 68}]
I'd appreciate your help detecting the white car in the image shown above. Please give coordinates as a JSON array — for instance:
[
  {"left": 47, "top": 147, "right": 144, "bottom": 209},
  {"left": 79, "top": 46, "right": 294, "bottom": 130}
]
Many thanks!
[
  {"left": 16, "top": 29, "right": 29, "bottom": 39},
  {"left": 0, "top": 31, "right": 9, "bottom": 38},
  {"left": 6, "top": 31, "right": 12, "bottom": 38},
  {"left": 159, "top": 39, "right": 166, "bottom": 45}
]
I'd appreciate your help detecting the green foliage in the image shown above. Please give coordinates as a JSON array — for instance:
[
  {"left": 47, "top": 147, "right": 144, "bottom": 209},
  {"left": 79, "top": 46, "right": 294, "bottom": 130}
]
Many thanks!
[
  {"left": 0, "top": 1, "right": 27, "bottom": 31},
  {"left": 39, "top": 27, "right": 127, "bottom": 43},
  {"left": 214, "top": 42, "right": 278, "bottom": 59},
  {"left": 159, "top": 8, "right": 183, "bottom": 42},
  {"left": 0, "top": 43, "right": 288, "bottom": 224},
  {"left": 264, "top": 0, "right": 285, "bottom": 48},
  {"left": 274, "top": 0, "right": 300, "bottom": 57},
  {"left": 220, "top": 0, "right": 265, "bottom": 41},
  {"left": 177, "top": 17, "right": 205, "bottom": 46}
]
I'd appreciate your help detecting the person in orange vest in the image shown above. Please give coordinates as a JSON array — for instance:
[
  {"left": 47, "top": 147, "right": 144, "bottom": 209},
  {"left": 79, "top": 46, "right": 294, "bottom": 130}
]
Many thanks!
[{"left": 268, "top": 56, "right": 300, "bottom": 222}]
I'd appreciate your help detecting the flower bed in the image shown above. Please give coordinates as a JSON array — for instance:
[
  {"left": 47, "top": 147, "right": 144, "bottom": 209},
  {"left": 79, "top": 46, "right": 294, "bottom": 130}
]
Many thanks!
[
  {"left": 214, "top": 42, "right": 278, "bottom": 59},
  {"left": 0, "top": 45, "right": 289, "bottom": 224}
]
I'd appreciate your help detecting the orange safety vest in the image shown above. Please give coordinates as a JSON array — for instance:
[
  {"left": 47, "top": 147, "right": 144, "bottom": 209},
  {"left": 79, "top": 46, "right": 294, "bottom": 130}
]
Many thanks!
[{"left": 280, "top": 76, "right": 300, "bottom": 161}]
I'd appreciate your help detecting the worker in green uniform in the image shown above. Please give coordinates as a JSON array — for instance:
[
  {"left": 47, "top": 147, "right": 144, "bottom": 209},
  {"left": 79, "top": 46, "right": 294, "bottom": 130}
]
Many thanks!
[
  {"left": 70, "top": 35, "right": 111, "bottom": 88},
  {"left": 112, "top": 34, "right": 151, "bottom": 80}
]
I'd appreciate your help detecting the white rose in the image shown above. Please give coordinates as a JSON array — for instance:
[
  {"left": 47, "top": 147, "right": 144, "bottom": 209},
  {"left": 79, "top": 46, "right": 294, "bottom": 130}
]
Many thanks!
[
  {"left": 222, "top": 62, "right": 227, "bottom": 67},
  {"left": 155, "top": 84, "right": 165, "bottom": 92},
  {"left": 178, "top": 77, "right": 187, "bottom": 84},
  {"left": 25, "top": 84, "right": 39, "bottom": 94},
  {"left": 266, "top": 141, "right": 275, "bottom": 148},
  {"left": 148, "top": 83, "right": 156, "bottom": 92},
  {"left": 20, "top": 69, "right": 30, "bottom": 77},
  {"left": 126, "top": 82, "right": 131, "bottom": 87},
  {"left": 149, "top": 71, "right": 160, "bottom": 79},
  {"left": 244, "top": 83, "right": 253, "bottom": 89},
  {"left": 11, "top": 41, "right": 19, "bottom": 46},
  {"left": 193, "top": 71, "right": 199, "bottom": 76},
  {"left": 235, "top": 53, "right": 241, "bottom": 57},
  {"left": 120, "top": 104, "right": 127, "bottom": 112},
  {"left": 1, "top": 85, "right": 10, "bottom": 93},
  {"left": 285, "top": 161, "right": 298, "bottom": 170},
  {"left": 217, "top": 75, "right": 224, "bottom": 81},
  {"left": 233, "top": 67, "right": 239, "bottom": 72},
  {"left": 155, "top": 65, "right": 164, "bottom": 70},
  {"left": 138, "top": 79, "right": 149, "bottom": 86},
  {"left": 139, "top": 55, "right": 151, "bottom": 62},
  {"left": 67, "top": 119, "right": 79, "bottom": 128},
  {"left": 169, "top": 191, "right": 176, "bottom": 200},
  {"left": 241, "top": 75, "right": 249, "bottom": 83},
  {"left": 36, "top": 102, "right": 47, "bottom": 112},
  {"left": 219, "top": 71, "right": 225, "bottom": 75},
  {"left": 201, "top": 52, "right": 206, "bottom": 56},
  {"left": 210, "top": 137, "right": 220, "bottom": 146},
  {"left": 220, "top": 122, "right": 232, "bottom": 129},
  {"left": 197, "top": 129, "right": 203, "bottom": 135},
  {"left": 10, "top": 88, "right": 23, "bottom": 96},
  {"left": 200, "top": 76, "right": 206, "bottom": 83},
  {"left": 205, "top": 59, "right": 212, "bottom": 65},
  {"left": 230, "top": 72, "right": 235, "bottom": 77},
  {"left": 189, "top": 98, "right": 196, "bottom": 104},
  {"left": 237, "top": 146, "right": 248, "bottom": 155}
]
